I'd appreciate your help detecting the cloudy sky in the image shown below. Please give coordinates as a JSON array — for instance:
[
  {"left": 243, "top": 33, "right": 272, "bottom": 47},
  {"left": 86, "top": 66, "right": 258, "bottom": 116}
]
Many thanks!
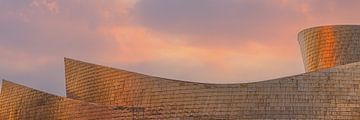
[{"left": 1, "top": 0, "right": 360, "bottom": 96}]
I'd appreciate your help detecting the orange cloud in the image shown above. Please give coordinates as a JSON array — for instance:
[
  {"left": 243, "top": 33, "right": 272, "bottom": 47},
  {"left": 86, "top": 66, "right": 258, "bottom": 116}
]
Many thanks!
[
  {"left": 96, "top": 22, "right": 304, "bottom": 83},
  {"left": 3, "top": 0, "right": 360, "bottom": 95}
]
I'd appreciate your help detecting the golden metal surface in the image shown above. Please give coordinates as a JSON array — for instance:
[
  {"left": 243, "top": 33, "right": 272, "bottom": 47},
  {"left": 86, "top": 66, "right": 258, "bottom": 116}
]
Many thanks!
[
  {"left": 299, "top": 25, "right": 360, "bottom": 72},
  {"left": 0, "top": 80, "right": 141, "bottom": 119},
  {"left": 64, "top": 58, "right": 360, "bottom": 119}
]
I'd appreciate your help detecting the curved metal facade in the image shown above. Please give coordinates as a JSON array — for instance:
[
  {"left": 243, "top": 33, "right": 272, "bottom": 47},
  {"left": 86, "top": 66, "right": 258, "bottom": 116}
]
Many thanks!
[
  {"left": 65, "top": 58, "right": 360, "bottom": 119},
  {"left": 298, "top": 25, "right": 360, "bottom": 72},
  {"left": 0, "top": 80, "right": 144, "bottom": 119}
]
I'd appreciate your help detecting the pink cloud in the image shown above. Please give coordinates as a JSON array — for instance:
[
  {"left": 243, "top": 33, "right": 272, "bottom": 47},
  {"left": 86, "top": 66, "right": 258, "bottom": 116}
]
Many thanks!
[
  {"left": 1, "top": 0, "right": 360, "bottom": 95},
  {"left": 30, "top": 0, "right": 59, "bottom": 14}
]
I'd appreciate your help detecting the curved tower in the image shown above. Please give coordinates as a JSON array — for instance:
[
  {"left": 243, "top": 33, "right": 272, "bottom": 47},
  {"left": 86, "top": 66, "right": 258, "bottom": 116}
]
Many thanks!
[{"left": 298, "top": 25, "right": 360, "bottom": 72}]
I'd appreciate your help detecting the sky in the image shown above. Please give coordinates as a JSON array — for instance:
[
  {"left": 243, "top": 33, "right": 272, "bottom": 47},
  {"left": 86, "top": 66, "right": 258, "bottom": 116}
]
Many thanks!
[{"left": 1, "top": 0, "right": 360, "bottom": 96}]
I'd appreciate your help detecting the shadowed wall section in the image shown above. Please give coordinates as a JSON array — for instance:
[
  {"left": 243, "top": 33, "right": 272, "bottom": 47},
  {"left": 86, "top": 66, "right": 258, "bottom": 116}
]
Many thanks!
[
  {"left": 299, "top": 25, "right": 360, "bottom": 72},
  {"left": 65, "top": 58, "right": 360, "bottom": 119}
]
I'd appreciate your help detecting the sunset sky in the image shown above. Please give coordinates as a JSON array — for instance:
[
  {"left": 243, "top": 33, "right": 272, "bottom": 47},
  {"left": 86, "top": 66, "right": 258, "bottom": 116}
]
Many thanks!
[{"left": 1, "top": 0, "right": 360, "bottom": 96}]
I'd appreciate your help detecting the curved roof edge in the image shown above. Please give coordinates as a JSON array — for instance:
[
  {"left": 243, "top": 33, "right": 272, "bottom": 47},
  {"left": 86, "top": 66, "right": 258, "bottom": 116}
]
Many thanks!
[
  {"left": 297, "top": 24, "right": 360, "bottom": 38},
  {"left": 64, "top": 57, "right": 360, "bottom": 85},
  {"left": 0, "top": 79, "right": 138, "bottom": 109}
]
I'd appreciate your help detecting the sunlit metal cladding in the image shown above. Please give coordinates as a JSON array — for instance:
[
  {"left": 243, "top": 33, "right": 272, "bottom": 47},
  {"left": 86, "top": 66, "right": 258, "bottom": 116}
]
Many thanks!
[{"left": 298, "top": 25, "right": 360, "bottom": 72}]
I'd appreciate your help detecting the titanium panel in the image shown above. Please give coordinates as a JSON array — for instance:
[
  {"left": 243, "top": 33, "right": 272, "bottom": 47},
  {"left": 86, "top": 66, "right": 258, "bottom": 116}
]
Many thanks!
[
  {"left": 65, "top": 58, "right": 360, "bottom": 119},
  {"left": 0, "top": 80, "right": 144, "bottom": 119},
  {"left": 298, "top": 25, "right": 360, "bottom": 72}
]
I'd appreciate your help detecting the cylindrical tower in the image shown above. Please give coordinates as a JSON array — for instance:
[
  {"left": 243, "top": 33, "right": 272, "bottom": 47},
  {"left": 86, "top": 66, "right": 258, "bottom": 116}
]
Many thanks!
[{"left": 298, "top": 25, "right": 360, "bottom": 72}]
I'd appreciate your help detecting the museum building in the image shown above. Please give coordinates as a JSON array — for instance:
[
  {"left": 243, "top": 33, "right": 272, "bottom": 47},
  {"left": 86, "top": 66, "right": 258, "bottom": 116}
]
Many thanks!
[{"left": 1, "top": 25, "right": 360, "bottom": 119}]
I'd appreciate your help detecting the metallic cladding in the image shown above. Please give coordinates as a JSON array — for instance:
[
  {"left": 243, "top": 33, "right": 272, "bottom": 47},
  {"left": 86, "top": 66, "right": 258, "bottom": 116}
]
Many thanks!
[
  {"left": 298, "top": 25, "right": 360, "bottom": 72},
  {"left": 65, "top": 58, "right": 360, "bottom": 119},
  {"left": 0, "top": 80, "right": 144, "bottom": 119}
]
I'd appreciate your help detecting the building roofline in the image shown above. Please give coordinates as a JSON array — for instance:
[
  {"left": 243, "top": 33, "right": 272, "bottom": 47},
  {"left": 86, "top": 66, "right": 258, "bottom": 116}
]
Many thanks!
[
  {"left": 297, "top": 24, "right": 360, "bottom": 38},
  {"left": 64, "top": 57, "right": 360, "bottom": 86}
]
